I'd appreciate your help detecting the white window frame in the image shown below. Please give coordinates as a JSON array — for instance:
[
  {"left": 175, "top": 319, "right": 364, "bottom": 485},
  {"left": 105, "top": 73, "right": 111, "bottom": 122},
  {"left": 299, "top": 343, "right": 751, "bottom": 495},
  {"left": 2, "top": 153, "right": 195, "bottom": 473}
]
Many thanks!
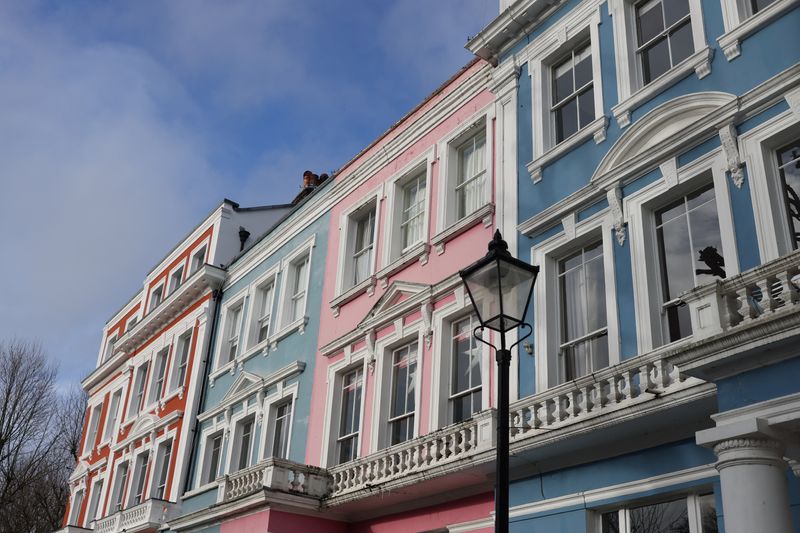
[
  {"left": 103, "top": 332, "right": 117, "bottom": 362},
  {"left": 259, "top": 382, "right": 298, "bottom": 461},
  {"left": 109, "top": 459, "right": 129, "bottom": 513},
  {"left": 335, "top": 191, "right": 381, "bottom": 298},
  {"left": 68, "top": 487, "right": 85, "bottom": 525},
  {"left": 608, "top": 0, "right": 711, "bottom": 128},
  {"left": 169, "top": 329, "right": 193, "bottom": 393},
  {"left": 592, "top": 492, "right": 717, "bottom": 533},
  {"left": 198, "top": 428, "right": 224, "bottom": 488},
  {"left": 168, "top": 263, "right": 185, "bottom": 296},
  {"left": 102, "top": 388, "right": 123, "bottom": 443},
  {"left": 718, "top": 0, "right": 796, "bottom": 61},
  {"left": 525, "top": 2, "right": 607, "bottom": 182},
  {"left": 127, "top": 362, "right": 150, "bottom": 419},
  {"left": 429, "top": 290, "right": 491, "bottom": 431},
  {"left": 217, "top": 289, "right": 247, "bottom": 371},
  {"left": 225, "top": 405, "right": 259, "bottom": 474},
  {"left": 436, "top": 113, "right": 493, "bottom": 231},
  {"left": 83, "top": 478, "right": 104, "bottom": 527},
  {"left": 127, "top": 448, "right": 150, "bottom": 507},
  {"left": 739, "top": 107, "right": 800, "bottom": 262},
  {"left": 150, "top": 437, "right": 173, "bottom": 501},
  {"left": 82, "top": 399, "right": 104, "bottom": 456},
  {"left": 148, "top": 347, "right": 170, "bottom": 405},
  {"left": 381, "top": 148, "right": 434, "bottom": 271},
  {"left": 321, "top": 351, "right": 369, "bottom": 467},
  {"left": 531, "top": 210, "right": 622, "bottom": 391},
  {"left": 246, "top": 265, "right": 281, "bottom": 352},
  {"left": 148, "top": 283, "right": 165, "bottom": 313},
  {"left": 190, "top": 244, "right": 208, "bottom": 275},
  {"left": 369, "top": 328, "right": 425, "bottom": 452},
  {"left": 275, "top": 234, "right": 316, "bottom": 334},
  {"left": 625, "top": 150, "right": 739, "bottom": 352}
]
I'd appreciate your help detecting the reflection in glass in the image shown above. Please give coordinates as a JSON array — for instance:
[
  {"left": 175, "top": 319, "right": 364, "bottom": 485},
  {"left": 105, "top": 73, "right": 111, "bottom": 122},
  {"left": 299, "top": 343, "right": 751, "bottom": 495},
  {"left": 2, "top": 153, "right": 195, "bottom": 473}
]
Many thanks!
[
  {"left": 552, "top": 43, "right": 594, "bottom": 143},
  {"left": 636, "top": 0, "right": 693, "bottom": 84},
  {"left": 656, "top": 184, "right": 723, "bottom": 343},
  {"left": 389, "top": 342, "right": 417, "bottom": 445},
  {"left": 777, "top": 139, "right": 800, "bottom": 249},
  {"left": 451, "top": 316, "right": 482, "bottom": 423}
]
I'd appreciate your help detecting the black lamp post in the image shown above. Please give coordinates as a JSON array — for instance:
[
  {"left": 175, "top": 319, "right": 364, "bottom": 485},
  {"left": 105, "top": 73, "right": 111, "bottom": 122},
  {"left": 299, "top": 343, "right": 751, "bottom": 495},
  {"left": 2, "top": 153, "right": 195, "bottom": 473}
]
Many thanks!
[{"left": 459, "top": 230, "right": 538, "bottom": 533}]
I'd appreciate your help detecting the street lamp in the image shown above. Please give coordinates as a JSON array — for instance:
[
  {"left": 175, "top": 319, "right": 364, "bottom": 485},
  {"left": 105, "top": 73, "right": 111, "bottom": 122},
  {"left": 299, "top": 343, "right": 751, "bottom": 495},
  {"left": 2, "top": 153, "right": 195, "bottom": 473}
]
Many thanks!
[{"left": 459, "top": 230, "right": 538, "bottom": 533}]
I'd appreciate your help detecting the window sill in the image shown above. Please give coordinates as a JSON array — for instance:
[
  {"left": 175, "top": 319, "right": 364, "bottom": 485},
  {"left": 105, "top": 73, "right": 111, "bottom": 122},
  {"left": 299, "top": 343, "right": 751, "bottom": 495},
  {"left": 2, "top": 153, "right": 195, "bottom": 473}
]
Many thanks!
[
  {"left": 718, "top": 0, "right": 798, "bottom": 61},
  {"left": 431, "top": 203, "right": 494, "bottom": 255},
  {"left": 183, "top": 481, "right": 219, "bottom": 500},
  {"left": 527, "top": 116, "right": 609, "bottom": 183},
  {"left": 330, "top": 277, "right": 377, "bottom": 317},
  {"left": 612, "top": 46, "right": 714, "bottom": 128},
  {"left": 160, "top": 386, "right": 185, "bottom": 409},
  {"left": 375, "top": 242, "right": 431, "bottom": 289}
]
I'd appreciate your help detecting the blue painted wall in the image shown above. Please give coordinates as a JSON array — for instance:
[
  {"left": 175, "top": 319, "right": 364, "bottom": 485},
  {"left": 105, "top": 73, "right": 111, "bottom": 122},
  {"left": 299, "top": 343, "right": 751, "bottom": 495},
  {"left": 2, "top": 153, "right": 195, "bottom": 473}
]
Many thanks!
[{"left": 716, "top": 356, "right": 800, "bottom": 411}]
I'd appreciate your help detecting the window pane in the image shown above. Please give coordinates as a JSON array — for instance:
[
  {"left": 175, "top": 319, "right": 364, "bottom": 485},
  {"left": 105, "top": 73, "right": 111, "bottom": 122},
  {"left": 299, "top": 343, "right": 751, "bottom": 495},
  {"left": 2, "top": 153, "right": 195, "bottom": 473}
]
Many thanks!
[
  {"left": 637, "top": 0, "right": 665, "bottom": 45},
  {"left": 752, "top": 0, "right": 777, "bottom": 13},
  {"left": 555, "top": 98, "right": 579, "bottom": 142},
  {"left": 657, "top": 213, "right": 693, "bottom": 300},
  {"left": 630, "top": 498, "right": 689, "bottom": 533},
  {"left": 699, "top": 494, "right": 719, "bottom": 533},
  {"left": 777, "top": 140, "right": 800, "bottom": 249},
  {"left": 689, "top": 197, "right": 725, "bottom": 284},
  {"left": 574, "top": 48, "right": 593, "bottom": 88},
  {"left": 561, "top": 264, "right": 588, "bottom": 340},
  {"left": 669, "top": 20, "right": 694, "bottom": 66},
  {"left": 578, "top": 88, "right": 595, "bottom": 130},
  {"left": 553, "top": 58, "right": 574, "bottom": 104},
  {"left": 664, "top": 0, "right": 690, "bottom": 27},
  {"left": 601, "top": 511, "right": 620, "bottom": 533},
  {"left": 585, "top": 252, "right": 607, "bottom": 333},
  {"left": 642, "top": 37, "right": 671, "bottom": 83}
]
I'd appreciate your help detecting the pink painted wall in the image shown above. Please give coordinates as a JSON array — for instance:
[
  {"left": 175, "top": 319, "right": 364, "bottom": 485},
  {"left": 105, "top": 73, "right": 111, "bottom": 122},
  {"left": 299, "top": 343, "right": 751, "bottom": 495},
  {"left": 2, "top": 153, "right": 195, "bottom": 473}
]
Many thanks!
[
  {"left": 220, "top": 509, "right": 349, "bottom": 533},
  {"left": 306, "top": 59, "right": 497, "bottom": 467},
  {"left": 349, "top": 492, "right": 493, "bottom": 533}
]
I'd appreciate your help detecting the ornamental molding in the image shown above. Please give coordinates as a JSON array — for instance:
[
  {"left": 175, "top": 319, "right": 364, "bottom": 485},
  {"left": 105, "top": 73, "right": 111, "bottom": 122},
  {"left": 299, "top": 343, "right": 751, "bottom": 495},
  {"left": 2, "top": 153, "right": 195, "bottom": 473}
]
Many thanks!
[
  {"left": 606, "top": 186, "right": 626, "bottom": 246},
  {"left": 719, "top": 123, "right": 745, "bottom": 188},
  {"left": 713, "top": 437, "right": 784, "bottom": 454}
]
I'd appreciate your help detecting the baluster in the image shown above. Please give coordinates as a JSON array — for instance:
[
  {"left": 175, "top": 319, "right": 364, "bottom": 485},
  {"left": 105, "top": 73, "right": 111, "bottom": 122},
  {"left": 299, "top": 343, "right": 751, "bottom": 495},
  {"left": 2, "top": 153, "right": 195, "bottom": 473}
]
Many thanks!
[
  {"left": 736, "top": 286, "right": 757, "bottom": 322},
  {"left": 756, "top": 277, "right": 778, "bottom": 314},
  {"left": 776, "top": 270, "right": 799, "bottom": 307},
  {"left": 532, "top": 402, "right": 542, "bottom": 429},
  {"left": 581, "top": 384, "right": 593, "bottom": 414}
]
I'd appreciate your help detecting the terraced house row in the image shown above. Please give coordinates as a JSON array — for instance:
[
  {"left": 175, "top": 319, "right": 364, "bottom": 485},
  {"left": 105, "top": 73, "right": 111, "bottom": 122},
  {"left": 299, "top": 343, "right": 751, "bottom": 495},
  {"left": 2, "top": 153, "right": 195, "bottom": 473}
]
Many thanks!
[{"left": 59, "top": 0, "right": 800, "bottom": 532}]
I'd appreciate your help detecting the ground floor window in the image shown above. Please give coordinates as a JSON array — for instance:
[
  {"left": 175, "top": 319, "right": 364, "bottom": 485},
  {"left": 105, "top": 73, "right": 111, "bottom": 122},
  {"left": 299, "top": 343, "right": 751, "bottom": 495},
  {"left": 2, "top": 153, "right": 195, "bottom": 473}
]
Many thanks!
[{"left": 600, "top": 493, "right": 717, "bottom": 533}]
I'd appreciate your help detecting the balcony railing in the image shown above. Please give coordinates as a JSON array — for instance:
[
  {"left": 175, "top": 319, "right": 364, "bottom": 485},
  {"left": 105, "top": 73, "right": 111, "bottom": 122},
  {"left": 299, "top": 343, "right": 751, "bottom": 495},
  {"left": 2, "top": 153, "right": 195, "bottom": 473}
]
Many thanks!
[
  {"left": 682, "top": 248, "right": 800, "bottom": 340},
  {"left": 217, "top": 457, "right": 329, "bottom": 503},
  {"left": 329, "top": 409, "right": 496, "bottom": 498},
  {"left": 94, "top": 499, "right": 177, "bottom": 533}
]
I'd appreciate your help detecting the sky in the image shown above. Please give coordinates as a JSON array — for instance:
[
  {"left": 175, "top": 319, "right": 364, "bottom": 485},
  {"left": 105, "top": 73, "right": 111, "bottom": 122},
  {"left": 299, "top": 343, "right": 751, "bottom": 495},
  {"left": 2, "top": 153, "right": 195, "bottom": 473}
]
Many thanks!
[{"left": 0, "top": 1, "right": 497, "bottom": 388}]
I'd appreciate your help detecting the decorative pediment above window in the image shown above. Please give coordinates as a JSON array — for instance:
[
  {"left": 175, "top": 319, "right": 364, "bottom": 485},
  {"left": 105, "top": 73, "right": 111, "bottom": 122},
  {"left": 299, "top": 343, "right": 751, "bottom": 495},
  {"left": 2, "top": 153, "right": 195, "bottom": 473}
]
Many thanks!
[
  {"left": 220, "top": 371, "right": 263, "bottom": 403},
  {"left": 592, "top": 92, "right": 737, "bottom": 188},
  {"left": 128, "top": 413, "right": 158, "bottom": 438},
  {"left": 366, "top": 281, "right": 429, "bottom": 320}
]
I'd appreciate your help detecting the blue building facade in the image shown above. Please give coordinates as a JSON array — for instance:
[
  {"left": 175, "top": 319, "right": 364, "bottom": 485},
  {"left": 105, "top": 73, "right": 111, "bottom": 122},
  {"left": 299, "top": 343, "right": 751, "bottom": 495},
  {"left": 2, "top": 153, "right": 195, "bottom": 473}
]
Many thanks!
[{"left": 468, "top": 0, "right": 800, "bottom": 531}]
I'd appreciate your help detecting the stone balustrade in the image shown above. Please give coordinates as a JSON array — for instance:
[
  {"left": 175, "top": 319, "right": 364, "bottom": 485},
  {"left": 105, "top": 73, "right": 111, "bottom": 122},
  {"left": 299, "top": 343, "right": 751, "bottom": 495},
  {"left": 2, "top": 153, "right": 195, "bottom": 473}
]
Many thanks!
[
  {"left": 217, "top": 457, "right": 330, "bottom": 503},
  {"left": 682, "top": 249, "right": 800, "bottom": 339},
  {"left": 328, "top": 409, "right": 496, "bottom": 497},
  {"left": 93, "top": 499, "right": 175, "bottom": 533}
]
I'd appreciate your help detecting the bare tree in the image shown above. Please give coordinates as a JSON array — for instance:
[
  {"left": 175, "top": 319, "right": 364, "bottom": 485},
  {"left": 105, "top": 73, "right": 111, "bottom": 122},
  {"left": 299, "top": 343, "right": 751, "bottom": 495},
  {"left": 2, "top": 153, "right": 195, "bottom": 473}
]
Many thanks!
[{"left": 0, "top": 339, "right": 87, "bottom": 533}]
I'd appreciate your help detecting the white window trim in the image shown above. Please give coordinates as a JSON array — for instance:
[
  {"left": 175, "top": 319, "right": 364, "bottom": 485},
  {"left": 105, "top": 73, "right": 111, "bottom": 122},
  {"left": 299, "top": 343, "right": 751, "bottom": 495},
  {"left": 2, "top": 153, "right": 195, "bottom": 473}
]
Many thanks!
[
  {"left": 82, "top": 398, "right": 104, "bottom": 458},
  {"left": 126, "top": 447, "right": 151, "bottom": 507},
  {"left": 608, "top": 0, "right": 712, "bottom": 128},
  {"left": 190, "top": 242, "right": 210, "bottom": 275},
  {"left": 168, "top": 324, "right": 194, "bottom": 395},
  {"left": 147, "top": 429, "right": 176, "bottom": 502},
  {"left": 224, "top": 402, "right": 259, "bottom": 474},
  {"left": 333, "top": 189, "right": 382, "bottom": 304},
  {"left": 625, "top": 149, "right": 739, "bottom": 352},
  {"left": 214, "top": 287, "right": 249, "bottom": 375},
  {"left": 109, "top": 457, "right": 131, "bottom": 514},
  {"left": 83, "top": 477, "right": 105, "bottom": 527},
  {"left": 435, "top": 106, "right": 494, "bottom": 238},
  {"left": 530, "top": 209, "right": 622, "bottom": 391},
  {"left": 259, "top": 382, "right": 299, "bottom": 461},
  {"left": 590, "top": 492, "right": 716, "bottom": 533},
  {"left": 378, "top": 148, "right": 435, "bottom": 283},
  {"left": 718, "top": 0, "right": 798, "bottom": 60},
  {"left": 368, "top": 326, "right": 425, "bottom": 453},
  {"left": 68, "top": 486, "right": 85, "bottom": 525},
  {"left": 148, "top": 283, "right": 165, "bottom": 314},
  {"left": 429, "top": 288, "right": 492, "bottom": 431},
  {"left": 525, "top": 2, "right": 608, "bottom": 183},
  {"left": 196, "top": 424, "right": 225, "bottom": 490},
  {"left": 243, "top": 264, "right": 282, "bottom": 358},
  {"left": 126, "top": 359, "right": 152, "bottom": 421},
  {"left": 320, "top": 350, "right": 369, "bottom": 468},
  {"left": 101, "top": 387, "right": 124, "bottom": 446},
  {"left": 167, "top": 261, "right": 187, "bottom": 296},
  {"left": 739, "top": 106, "right": 800, "bottom": 263},
  {"left": 147, "top": 346, "right": 170, "bottom": 407},
  {"left": 274, "top": 234, "right": 316, "bottom": 336}
]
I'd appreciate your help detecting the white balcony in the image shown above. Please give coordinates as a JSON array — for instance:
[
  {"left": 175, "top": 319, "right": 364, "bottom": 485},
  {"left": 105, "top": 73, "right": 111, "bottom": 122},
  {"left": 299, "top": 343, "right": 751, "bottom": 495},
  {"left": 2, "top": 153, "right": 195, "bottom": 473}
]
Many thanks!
[
  {"left": 83, "top": 264, "right": 226, "bottom": 390},
  {"left": 94, "top": 499, "right": 178, "bottom": 533},
  {"left": 217, "top": 457, "right": 330, "bottom": 503}
]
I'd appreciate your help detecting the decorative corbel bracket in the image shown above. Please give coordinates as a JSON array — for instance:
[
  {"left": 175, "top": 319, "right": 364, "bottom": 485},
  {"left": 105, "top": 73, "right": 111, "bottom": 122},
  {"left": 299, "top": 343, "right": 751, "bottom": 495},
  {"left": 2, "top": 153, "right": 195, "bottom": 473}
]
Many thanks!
[
  {"left": 606, "top": 186, "right": 627, "bottom": 246},
  {"left": 366, "top": 329, "right": 377, "bottom": 373},
  {"left": 719, "top": 123, "right": 745, "bottom": 189},
  {"left": 422, "top": 300, "right": 434, "bottom": 348}
]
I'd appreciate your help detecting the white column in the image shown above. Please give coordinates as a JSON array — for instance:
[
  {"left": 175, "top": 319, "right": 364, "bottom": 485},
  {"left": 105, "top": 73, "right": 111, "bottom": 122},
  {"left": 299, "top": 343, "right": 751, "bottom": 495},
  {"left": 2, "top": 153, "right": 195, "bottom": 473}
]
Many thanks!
[{"left": 713, "top": 438, "right": 794, "bottom": 533}]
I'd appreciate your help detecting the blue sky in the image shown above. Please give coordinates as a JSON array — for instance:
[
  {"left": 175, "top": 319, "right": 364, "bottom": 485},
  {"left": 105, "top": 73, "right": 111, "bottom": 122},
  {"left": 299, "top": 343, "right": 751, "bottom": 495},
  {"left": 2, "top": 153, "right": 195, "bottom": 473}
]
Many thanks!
[{"left": 0, "top": 1, "right": 496, "bottom": 387}]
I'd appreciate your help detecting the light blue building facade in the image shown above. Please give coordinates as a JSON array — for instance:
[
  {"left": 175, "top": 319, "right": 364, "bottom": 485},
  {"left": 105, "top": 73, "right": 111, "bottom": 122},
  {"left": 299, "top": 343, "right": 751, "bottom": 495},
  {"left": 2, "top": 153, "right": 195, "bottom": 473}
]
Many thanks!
[{"left": 469, "top": 0, "right": 800, "bottom": 531}]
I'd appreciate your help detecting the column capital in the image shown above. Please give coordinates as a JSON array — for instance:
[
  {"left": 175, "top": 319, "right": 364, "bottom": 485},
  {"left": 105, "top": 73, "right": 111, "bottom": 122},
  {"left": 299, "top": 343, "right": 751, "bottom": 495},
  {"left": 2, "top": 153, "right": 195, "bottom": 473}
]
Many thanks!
[{"left": 713, "top": 437, "right": 787, "bottom": 471}]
